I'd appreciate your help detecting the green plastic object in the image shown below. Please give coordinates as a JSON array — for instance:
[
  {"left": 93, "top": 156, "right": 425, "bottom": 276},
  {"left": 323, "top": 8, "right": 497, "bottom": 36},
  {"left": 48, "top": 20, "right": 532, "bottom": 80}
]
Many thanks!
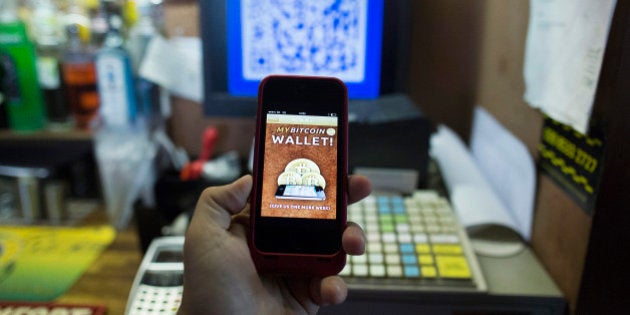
[{"left": 0, "top": 0, "right": 47, "bottom": 131}]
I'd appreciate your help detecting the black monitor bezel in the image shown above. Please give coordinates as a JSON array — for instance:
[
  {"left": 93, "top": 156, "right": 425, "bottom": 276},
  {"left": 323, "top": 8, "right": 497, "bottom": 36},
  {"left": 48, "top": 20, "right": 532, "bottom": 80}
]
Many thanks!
[{"left": 200, "top": 0, "right": 411, "bottom": 117}]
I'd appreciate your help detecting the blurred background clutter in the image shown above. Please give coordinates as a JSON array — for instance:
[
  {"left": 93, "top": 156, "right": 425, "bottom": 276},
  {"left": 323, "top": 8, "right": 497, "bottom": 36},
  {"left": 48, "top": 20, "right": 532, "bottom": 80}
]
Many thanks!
[{"left": 1, "top": 0, "right": 628, "bottom": 314}]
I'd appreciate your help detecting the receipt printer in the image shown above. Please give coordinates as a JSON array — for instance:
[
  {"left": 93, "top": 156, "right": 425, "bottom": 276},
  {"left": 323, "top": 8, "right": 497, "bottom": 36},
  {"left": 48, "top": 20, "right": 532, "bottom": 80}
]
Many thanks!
[{"left": 348, "top": 94, "right": 432, "bottom": 192}]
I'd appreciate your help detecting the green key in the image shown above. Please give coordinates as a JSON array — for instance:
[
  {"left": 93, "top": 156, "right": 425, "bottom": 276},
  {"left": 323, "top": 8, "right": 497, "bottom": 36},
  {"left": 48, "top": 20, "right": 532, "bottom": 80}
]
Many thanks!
[
  {"left": 380, "top": 222, "right": 395, "bottom": 232},
  {"left": 379, "top": 215, "right": 393, "bottom": 224},
  {"left": 394, "top": 214, "right": 408, "bottom": 223}
]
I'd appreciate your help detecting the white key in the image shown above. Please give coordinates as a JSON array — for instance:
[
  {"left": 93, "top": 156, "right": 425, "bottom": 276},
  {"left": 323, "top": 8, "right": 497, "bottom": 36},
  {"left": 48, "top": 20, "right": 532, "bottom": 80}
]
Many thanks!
[
  {"left": 368, "top": 253, "right": 384, "bottom": 264},
  {"left": 424, "top": 216, "right": 438, "bottom": 224},
  {"left": 350, "top": 213, "right": 364, "bottom": 221},
  {"left": 397, "top": 233, "right": 412, "bottom": 243},
  {"left": 382, "top": 233, "right": 396, "bottom": 243},
  {"left": 406, "top": 206, "right": 421, "bottom": 214},
  {"left": 387, "top": 265, "right": 403, "bottom": 277},
  {"left": 413, "top": 190, "right": 440, "bottom": 202},
  {"left": 384, "top": 243, "right": 398, "bottom": 253},
  {"left": 396, "top": 224, "right": 410, "bottom": 233},
  {"left": 367, "top": 242, "right": 382, "bottom": 253},
  {"left": 370, "top": 265, "right": 386, "bottom": 277},
  {"left": 413, "top": 233, "right": 429, "bottom": 243},
  {"left": 411, "top": 225, "right": 425, "bottom": 233},
  {"left": 366, "top": 223, "right": 379, "bottom": 232},
  {"left": 430, "top": 234, "right": 460, "bottom": 244},
  {"left": 353, "top": 264, "right": 369, "bottom": 276},
  {"left": 363, "top": 195, "right": 377, "bottom": 205},
  {"left": 352, "top": 254, "right": 367, "bottom": 263},
  {"left": 367, "top": 232, "right": 381, "bottom": 242},
  {"left": 385, "top": 254, "right": 401, "bottom": 264}
]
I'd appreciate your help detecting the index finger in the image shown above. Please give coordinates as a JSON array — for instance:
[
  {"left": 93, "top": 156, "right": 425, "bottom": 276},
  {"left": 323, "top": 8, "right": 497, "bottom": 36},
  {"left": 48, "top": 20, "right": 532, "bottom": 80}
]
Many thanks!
[{"left": 348, "top": 175, "right": 372, "bottom": 204}]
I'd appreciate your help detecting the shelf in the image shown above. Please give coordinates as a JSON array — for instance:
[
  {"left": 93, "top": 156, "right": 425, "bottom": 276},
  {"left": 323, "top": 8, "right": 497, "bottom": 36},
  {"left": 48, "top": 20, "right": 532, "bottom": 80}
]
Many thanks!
[{"left": 0, "top": 129, "right": 93, "bottom": 141}]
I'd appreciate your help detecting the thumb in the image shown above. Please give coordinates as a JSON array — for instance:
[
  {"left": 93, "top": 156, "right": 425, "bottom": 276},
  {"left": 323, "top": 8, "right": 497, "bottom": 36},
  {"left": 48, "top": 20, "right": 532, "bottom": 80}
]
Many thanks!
[{"left": 194, "top": 175, "right": 253, "bottom": 230}]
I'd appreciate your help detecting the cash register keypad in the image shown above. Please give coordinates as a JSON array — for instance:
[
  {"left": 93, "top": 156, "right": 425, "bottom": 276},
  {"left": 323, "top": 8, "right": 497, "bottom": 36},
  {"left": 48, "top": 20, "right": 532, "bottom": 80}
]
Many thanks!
[{"left": 341, "top": 192, "right": 475, "bottom": 286}]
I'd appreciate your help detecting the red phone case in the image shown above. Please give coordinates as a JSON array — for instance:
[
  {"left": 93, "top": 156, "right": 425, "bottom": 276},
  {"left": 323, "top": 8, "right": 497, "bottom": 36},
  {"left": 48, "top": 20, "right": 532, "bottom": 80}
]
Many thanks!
[{"left": 248, "top": 75, "right": 348, "bottom": 277}]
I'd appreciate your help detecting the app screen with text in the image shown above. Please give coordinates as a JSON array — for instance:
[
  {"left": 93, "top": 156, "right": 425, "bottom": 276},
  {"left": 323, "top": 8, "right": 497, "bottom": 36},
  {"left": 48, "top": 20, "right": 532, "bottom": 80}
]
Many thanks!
[{"left": 261, "top": 113, "right": 338, "bottom": 219}]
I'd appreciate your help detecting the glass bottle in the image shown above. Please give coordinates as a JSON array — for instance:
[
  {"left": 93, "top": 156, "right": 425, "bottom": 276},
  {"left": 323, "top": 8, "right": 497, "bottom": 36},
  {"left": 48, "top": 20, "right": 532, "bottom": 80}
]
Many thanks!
[
  {"left": 30, "top": 0, "right": 70, "bottom": 128},
  {"left": 62, "top": 24, "right": 99, "bottom": 129},
  {"left": 96, "top": 14, "right": 137, "bottom": 128},
  {"left": 126, "top": 0, "right": 163, "bottom": 129}
]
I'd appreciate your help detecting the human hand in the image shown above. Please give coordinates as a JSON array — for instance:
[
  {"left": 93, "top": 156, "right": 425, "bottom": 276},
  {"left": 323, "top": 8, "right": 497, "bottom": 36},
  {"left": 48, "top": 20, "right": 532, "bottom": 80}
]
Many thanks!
[{"left": 178, "top": 174, "right": 371, "bottom": 315}]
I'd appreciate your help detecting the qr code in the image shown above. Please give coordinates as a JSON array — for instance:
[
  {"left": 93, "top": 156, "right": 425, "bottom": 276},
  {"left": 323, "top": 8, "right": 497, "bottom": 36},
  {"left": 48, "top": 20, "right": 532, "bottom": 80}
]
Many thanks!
[{"left": 241, "top": 0, "right": 367, "bottom": 82}]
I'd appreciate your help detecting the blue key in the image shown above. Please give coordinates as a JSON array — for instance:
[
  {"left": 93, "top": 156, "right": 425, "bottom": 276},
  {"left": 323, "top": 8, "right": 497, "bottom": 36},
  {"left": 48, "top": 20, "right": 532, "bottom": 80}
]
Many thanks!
[
  {"left": 392, "top": 196, "right": 404, "bottom": 204},
  {"left": 402, "top": 254, "right": 417, "bottom": 265},
  {"left": 400, "top": 243, "right": 414, "bottom": 254},
  {"left": 378, "top": 206, "right": 391, "bottom": 214},
  {"left": 393, "top": 205, "right": 405, "bottom": 214},
  {"left": 404, "top": 266, "right": 420, "bottom": 277}
]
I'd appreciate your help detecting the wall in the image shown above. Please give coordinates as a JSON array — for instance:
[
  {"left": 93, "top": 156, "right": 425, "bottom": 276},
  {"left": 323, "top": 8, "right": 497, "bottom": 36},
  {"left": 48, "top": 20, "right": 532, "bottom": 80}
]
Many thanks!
[
  {"left": 163, "top": 1, "right": 256, "bottom": 158},
  {"left": 406, "top": 0, "right": 591, "bottom": 310},
  {"left": 475, "top": 1, "right": 591, "bottom": 312},
  {"left": 407, "top": 1, "right": 482, "bottom": 142}
]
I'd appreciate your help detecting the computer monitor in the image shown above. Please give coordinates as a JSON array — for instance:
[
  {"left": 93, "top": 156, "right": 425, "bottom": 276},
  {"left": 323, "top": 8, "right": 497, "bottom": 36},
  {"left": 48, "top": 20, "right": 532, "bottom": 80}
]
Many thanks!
[{"left": 200, "top": 0, "right": 412, "bottom": 117}]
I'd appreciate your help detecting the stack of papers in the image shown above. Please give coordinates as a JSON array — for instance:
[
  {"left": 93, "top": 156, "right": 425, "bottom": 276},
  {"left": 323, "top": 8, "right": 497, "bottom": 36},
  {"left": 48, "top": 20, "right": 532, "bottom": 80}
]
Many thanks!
[{"left": 431, "top": 107, "right": 536, "bottom": 256}]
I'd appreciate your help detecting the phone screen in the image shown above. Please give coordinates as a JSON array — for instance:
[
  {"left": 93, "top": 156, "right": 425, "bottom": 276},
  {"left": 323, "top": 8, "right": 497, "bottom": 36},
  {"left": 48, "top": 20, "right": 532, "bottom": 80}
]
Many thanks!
[{"left": 261, "top": 113, "right": 338, "bottom": 218}]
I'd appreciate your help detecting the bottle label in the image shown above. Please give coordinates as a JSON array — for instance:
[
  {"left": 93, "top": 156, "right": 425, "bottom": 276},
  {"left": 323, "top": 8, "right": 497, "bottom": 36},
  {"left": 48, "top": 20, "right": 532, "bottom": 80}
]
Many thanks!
[
  {"left": 97, "top": 54, "right": 130, "bottom": 127},
  {"left": 0, "top": 51, "right": 22, "bottom": 104},
  {"left": 0, "top": 34, "right": 23, "bottom": 45},
  {"left": 63, "top": 62, "right": 97, "bottom": 85},
  {"left": 37, "top": 56, "right": 61, "bottom": 89}
]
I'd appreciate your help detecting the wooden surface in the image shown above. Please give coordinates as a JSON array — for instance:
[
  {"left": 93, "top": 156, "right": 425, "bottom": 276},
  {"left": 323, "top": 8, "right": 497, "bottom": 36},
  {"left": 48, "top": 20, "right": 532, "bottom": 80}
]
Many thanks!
[
  {"left": 56, "top": 212, "right": 143, "bottom": 315},
  {"left": 0, "top": 129, "right": 92, "bottom": 141}
]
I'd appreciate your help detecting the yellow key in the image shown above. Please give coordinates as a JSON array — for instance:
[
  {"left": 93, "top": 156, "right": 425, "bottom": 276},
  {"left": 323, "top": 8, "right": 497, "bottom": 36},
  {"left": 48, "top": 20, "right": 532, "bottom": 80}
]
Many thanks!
[
  {"left": 415, "top": 244, "right": 430, "bottom": 254},
  {"left": 418, "top": 254, "right": 434, "bottom": 265},
  {"left": 421, "top": 266, "right": 437, "bottom": 278},
  {"left": 436, "top": 255, "right": 471, "bottom": 279},
  {"left": 432, "top": 244, "right": 463, "bottom": 255}
]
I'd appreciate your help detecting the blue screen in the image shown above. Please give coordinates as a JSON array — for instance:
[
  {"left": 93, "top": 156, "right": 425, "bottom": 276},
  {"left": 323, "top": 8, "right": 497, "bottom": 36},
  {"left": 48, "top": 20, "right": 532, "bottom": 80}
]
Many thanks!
[{"left": 227, "top": 0, "right": 384, "bottom": 99}]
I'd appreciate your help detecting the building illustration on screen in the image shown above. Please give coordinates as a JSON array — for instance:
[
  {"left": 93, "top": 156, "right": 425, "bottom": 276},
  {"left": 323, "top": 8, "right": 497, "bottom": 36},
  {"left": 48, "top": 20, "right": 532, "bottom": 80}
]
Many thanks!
[
  {"left": 241, "top": 0, "right": 367, "bottom": 82},
  {"left": 275, "top": 158, "right": 327, "bottom": 201}
]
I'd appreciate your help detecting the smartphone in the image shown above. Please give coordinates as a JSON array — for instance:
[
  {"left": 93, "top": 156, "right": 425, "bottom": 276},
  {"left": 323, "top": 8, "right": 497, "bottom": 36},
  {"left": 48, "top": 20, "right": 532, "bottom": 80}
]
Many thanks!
[{"left": 249, "top": 75, "right": 348, "bottom": 276}]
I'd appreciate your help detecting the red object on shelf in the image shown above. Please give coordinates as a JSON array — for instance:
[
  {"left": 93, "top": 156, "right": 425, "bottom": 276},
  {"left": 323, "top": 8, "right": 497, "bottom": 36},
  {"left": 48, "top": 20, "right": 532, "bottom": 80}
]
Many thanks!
[{"left": 180, "top": 127, "right": 219, "bottom": 181}]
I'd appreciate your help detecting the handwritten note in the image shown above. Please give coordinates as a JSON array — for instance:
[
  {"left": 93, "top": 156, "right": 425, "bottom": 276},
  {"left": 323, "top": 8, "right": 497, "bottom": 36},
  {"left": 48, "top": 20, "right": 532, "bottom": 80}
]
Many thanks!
[{"left": 523, "top": 0, "right": 616, "bottom": 134}]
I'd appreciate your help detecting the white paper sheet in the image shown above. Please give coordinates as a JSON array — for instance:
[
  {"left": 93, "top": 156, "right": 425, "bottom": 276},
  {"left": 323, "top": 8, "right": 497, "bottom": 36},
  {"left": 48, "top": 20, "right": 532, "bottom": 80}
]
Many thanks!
[
  {"left": 523, "top": 0, "right": 616, "bottom": 134},
  {"left": 430, "top": 125, "right": 521, "bottom": 237},
  {"left": 139, "top": 36, "right": 203, "bottom": 102},
  {"left": 470, "top": 107, "right": 536, "bottom": 241},
  {"left": 430, "top": 107, "right": 536, "bottom": 242}
]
